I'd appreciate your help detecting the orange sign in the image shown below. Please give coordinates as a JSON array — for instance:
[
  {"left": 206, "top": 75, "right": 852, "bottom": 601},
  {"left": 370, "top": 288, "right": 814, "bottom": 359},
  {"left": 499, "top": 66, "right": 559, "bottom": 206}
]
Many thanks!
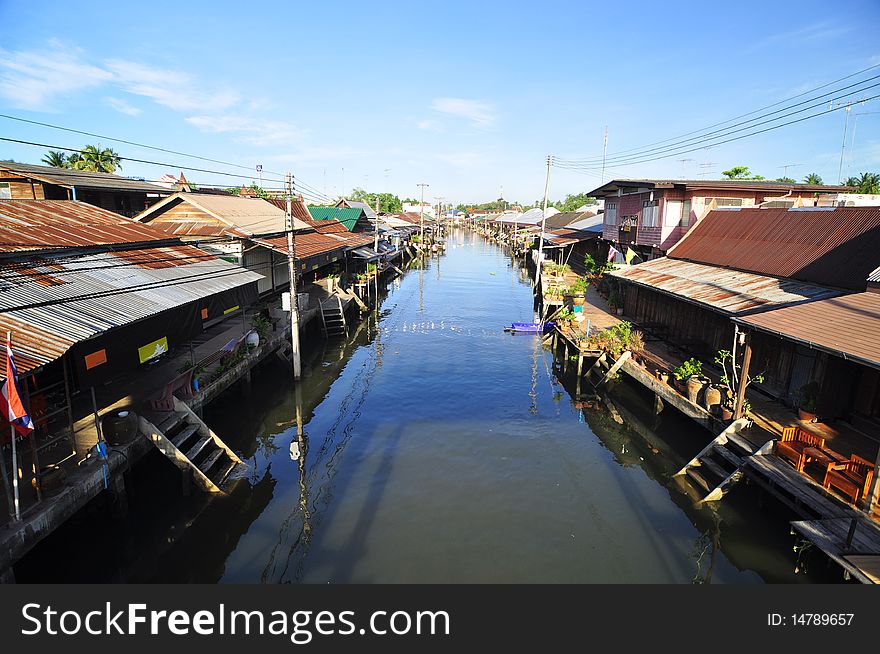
[{"left": 85, "top": 349, "right": 107, "bottom": 370}]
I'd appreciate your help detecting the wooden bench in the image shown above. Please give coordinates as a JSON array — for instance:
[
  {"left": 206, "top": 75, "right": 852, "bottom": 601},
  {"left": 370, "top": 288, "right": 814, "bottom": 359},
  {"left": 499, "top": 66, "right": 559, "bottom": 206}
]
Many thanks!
[
  {"left": 775, "top": 426, "right": 825, "bottom": 472},
  {"left": 824, "top": 454, "right": 875, "bottom": 505}
]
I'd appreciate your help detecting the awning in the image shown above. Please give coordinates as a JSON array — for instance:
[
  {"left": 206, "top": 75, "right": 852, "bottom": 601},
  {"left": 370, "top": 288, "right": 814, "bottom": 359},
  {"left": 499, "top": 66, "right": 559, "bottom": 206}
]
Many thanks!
[{"left": 350, "top": 247, "right": 382, "bottom": 262}]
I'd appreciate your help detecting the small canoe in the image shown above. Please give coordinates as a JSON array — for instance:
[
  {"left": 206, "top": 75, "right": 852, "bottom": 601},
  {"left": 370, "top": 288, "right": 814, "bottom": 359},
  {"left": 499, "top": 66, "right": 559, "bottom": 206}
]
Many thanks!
[{"left": 505, "top": 322, "right": 554, "bottom": 333}]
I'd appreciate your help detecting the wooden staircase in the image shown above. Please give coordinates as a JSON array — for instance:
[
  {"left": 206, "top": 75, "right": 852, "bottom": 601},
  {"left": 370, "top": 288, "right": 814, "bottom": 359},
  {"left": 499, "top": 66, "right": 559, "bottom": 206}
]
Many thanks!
[
  {"left": 139, "top": 397, "right": 245, "bottom": 493},
  {"left": 319, "top": 296, "right": 348, "bottom": 338},
  {"left": 674, "top": 418, "right": 773, "bottom": 504}
]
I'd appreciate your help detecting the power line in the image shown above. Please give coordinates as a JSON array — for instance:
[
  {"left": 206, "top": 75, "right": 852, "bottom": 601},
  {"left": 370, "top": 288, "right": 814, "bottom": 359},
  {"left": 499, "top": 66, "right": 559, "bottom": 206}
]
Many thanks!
[
  {"left": 554, "top": 91, "right": 880, "bottom": 173},
  {"left": 557, "top": 64, "right": 880, "bottom": 165},
  {"left": 0, "top": 113, "right": 288, "bottom": 180}
]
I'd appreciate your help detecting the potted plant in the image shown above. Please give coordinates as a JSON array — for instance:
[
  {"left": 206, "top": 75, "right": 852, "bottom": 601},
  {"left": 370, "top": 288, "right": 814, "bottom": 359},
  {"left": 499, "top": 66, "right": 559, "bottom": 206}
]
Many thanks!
[
  {"left": 797, "top": 381, "right": 819, "bottom": 422},
  {"left": 673, "top": 357, "right": 703, "bottom": 403},
  {"left": 572, "top": 276, "right": 588, "bottom": 306}
]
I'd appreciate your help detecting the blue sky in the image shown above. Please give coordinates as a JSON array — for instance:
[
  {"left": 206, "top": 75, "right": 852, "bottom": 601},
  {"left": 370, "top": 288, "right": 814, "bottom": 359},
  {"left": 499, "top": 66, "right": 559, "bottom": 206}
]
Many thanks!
[{"left": 1, "top": 0, "right": 879, "bottom": 205}]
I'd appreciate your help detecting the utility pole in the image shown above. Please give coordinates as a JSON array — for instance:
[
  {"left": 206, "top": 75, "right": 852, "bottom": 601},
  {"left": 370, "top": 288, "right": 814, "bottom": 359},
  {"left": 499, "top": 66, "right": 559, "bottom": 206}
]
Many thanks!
[
  {"left": 838, "top": 102, "right": 852, "bottom": 184},
  {"left": 417, "top": 182, "right": 429, "bottom": 247},
  {"left": 374, "top": 195, "right": 380, "bottom": 252},
  {"left": 256, "top": 164, "right": 263, "bottom": 190},
  {"left": 285, "top": 172, "right": 302, "bottom": 379},
  {"left": 536, "top": 155, "right": 553, "bottom": 288}
]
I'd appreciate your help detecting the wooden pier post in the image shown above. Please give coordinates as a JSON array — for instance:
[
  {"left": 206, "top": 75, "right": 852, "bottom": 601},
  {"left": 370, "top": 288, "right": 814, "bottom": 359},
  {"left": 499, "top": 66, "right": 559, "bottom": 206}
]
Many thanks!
[
  {"left": 733, "top": 335, "right": 752, "bottom": 420},
  {"left": 653, "top": 394, "right": 664, "bottom": 415}
]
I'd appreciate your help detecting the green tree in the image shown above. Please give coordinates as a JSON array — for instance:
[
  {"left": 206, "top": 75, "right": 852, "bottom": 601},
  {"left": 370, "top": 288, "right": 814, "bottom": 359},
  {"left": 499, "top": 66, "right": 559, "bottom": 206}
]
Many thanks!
[
  {"left": 553, "top": 193, "right": 596, "bottom": 212},
  {"left": 348, "top": 187, "right": 404, "bottom": 213},
  {"left": 775, "top": 176, "right": 796, "bottom": 184},
  {"left": 845, "top": 176, "right": 860, "bottom": 187},
  {"left": 851, "top": 172, "right": 880, "bottom": 194},
  {"left": 70, "top": 144, "right": 122, "bottom": 173},
  {"left": 803, "top": 172, "right": 824, "bottom": 185},
  {"left": 42, "top": 150, "right": 68, "bottom": 168},
  {"left": 722, "top": 165, "right": 764, "bottom": 180},
  {"left": 226, "top": 183, "right": 268, "bottom": 198}
]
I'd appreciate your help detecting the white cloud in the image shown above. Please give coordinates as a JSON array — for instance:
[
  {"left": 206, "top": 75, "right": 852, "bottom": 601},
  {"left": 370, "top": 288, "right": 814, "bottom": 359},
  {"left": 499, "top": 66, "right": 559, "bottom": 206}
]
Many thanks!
[
  {"left": 416, "top": 119, "right": 441, "bottom": 131},
  {"left": 185, "top": 114, "right": 305, "bottom": 146},
  {"left": 105, "top": 59, "right": 239, "bottom": 112},
  {"left": 105, "top": 96, "right": 142, "bottom": 116},
  {"left": 431, "top": 97, "right": 496, "bottom": 127},
  {"left": 0, "top": 43, "right": 113, "bottom": 111},
  {"left": 437, "top": 152, "right": 484, "bottom": 167}
]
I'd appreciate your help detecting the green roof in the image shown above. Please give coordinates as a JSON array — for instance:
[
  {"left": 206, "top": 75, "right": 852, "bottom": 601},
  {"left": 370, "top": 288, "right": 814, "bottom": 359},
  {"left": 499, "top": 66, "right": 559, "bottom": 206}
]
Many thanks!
[{"left": 308, "top": 206, "right": 364, "bottom": 231}]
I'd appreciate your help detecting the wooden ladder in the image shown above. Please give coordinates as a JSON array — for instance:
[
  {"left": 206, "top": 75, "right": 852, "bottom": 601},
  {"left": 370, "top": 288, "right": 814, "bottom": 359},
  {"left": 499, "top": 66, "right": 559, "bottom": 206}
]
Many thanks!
[
  {"left": 139, "top": 397, "right": 245, "bottom": 493},
  {"left": 674, "top": 418, "right": 772, "bottom": 504},
  {"left": 319, "top": 296, "right": 348, "bottom": 337}
]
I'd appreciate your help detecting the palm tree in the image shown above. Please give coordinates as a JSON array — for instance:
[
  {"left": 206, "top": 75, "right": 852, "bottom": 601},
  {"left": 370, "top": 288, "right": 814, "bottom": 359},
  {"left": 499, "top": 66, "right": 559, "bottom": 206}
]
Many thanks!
[
  {"left": 41, "top": 150, "right": 68, "bottom": 168},
  {"left": 803, "top": 173, "right": 824, "bottom": 185},
  {"left": 845, "top": 176, "right": 860, "bottom": 187},
  {"left": 71, "top": 144, "right": 122, "bottom": 174},
  {"left": 855, "top": 172, "right": 880, "bottom": 194}
]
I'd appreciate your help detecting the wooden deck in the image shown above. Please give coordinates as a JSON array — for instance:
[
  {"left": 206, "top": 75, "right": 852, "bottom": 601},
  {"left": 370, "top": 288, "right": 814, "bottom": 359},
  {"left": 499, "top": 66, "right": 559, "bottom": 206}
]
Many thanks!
[{"left": 791, "top": 517, "right": 880, "bottom": 584}]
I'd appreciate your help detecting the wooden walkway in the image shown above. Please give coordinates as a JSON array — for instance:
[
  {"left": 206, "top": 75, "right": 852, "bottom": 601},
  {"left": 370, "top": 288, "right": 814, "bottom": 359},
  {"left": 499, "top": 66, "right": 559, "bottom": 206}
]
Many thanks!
[{"left": 790, "top": 517, "right": 880, "bottom": 584}]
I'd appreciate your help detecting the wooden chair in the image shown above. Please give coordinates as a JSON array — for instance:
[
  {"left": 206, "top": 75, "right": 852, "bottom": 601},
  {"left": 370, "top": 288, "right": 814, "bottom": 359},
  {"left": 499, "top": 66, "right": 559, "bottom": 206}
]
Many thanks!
[
  {"left": 823, "top": 454, "right": 875, "bottom": 505},
  {"left": 775, "top": 426, "right": 825, "bottom": 472},
  {"left": 149, "top": 369, "right": 195, "bottom": 412}
]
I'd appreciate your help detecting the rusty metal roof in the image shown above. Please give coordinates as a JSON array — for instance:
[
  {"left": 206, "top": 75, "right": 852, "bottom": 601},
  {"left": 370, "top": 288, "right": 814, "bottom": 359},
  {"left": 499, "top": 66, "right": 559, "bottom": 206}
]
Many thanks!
[
  {"left": 263, "top": 196, "right": 313, "bottom": 223},
  {"left": 668, "top": 206, "right": 880, "bottom": 290},
  {"left": 610, "top": 257, "right": 840, "bottom": 315},
  {"left": 0, "top": 162, "right": 172, "bottom": 193},
  {"left": 255, "top": 233, "right": 348, "bottom": 260},
  {"left": 0, "top": 247, "right": 262, "bottom": 378},
  {"left": 0, "top": 200, "right": 175, "bottom": 252},
  {"left": 136, "top": 193, "right": 311, "bottom": 235},
  {"left": 736, "top": 291, "right": 880, "bottom": 370},
  {"left": 0, "top": 314, "right": 75, "bottom": 378}
]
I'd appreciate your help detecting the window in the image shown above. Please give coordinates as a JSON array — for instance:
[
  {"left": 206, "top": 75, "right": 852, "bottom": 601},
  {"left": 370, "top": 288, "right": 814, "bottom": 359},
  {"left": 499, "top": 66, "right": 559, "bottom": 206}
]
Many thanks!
[
  {"left": 604, "top": 202, "right": 617, "bottom": 225},
  {"left": 665, "top": 200, "right": 682, "bottom": 226},
  {"left": 0, "top": 183, "right": 10, "bottom": 199},
  {"left": 703, "top": 197, "right": 743, "bottom": 207},
  {"left": 641, "top": 200, "right": 658, "bottom": 227},
  {"left": 678, "top": 199, "right": 692, "bottom": 226}
]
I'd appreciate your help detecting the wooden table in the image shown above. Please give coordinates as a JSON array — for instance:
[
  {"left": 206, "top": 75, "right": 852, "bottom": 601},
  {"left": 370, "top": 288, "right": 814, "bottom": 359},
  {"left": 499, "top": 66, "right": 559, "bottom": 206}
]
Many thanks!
[{"left": 803, "top": 446, "right": 848, "bottom": 476}]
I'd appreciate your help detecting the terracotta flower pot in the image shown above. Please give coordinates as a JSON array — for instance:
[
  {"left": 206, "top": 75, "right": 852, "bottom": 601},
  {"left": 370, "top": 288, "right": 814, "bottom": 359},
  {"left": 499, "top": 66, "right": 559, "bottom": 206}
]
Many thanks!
[
  {"left": 704, "top": 385, "right": 722, "bottom": 415},
  {"left": 686, "top": 376, "right": 703, "bottom": 404},
  {"left": 798, "top": 408, "right": 817, "bottom": 422},
  {"left": 721, "top": 406, "right": 734, "bottom": 421}
]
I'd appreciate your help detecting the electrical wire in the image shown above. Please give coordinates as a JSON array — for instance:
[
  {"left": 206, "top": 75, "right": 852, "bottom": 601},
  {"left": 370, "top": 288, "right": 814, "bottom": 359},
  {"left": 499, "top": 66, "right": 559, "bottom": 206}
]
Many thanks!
[
  {"left": 553, "top": 91, "right": 880, "bottom": 172},
  {"left": 555, "top": 65, "right": 880, "bottom": 166}
]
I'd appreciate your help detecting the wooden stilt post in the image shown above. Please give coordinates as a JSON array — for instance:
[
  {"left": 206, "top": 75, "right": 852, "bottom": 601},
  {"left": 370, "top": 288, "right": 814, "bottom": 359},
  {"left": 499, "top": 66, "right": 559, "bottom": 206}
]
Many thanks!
[
  {"left": 864, "top": 446, "right": 880, "bottom": 514},
  {"left": 733, "top": 333, "right": 752, "bottom": 420}
]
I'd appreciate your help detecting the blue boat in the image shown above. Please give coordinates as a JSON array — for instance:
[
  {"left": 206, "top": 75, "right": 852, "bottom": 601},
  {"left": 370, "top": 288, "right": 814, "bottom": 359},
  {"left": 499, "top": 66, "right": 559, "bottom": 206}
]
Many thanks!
[{"left": 506, "top": 322, "right": 554, "bottom": 333}]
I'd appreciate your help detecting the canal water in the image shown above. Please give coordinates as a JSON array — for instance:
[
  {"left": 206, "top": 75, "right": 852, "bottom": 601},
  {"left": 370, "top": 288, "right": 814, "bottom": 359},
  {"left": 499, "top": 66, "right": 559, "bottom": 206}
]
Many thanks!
[{"left": 18, "top": 229, "right": 832, "bottom": 583}]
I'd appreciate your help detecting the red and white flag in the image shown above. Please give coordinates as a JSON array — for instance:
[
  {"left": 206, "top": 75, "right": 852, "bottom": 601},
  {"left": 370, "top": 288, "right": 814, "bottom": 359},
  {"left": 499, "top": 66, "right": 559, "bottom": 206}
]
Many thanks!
[
  {"left": 1, "top": 333, "right": 34, "bottom": 436},
  {"left": 607, "top": 246, "right": 620, "bottom": 263}
]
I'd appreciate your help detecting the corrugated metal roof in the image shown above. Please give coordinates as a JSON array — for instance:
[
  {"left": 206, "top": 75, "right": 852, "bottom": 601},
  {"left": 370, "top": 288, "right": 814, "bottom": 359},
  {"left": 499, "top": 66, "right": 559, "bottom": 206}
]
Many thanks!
[
  {"left": 668, "top": 206, "right": 880, "bottom": 290},
  {"left": 869, "top": 266, "right": 880, "bottom": 283},
  {"left": 337, "top": 199, "right": 378, "bottom": 220},
  {"left": 307, "top": 206, "right": 364, "bottom": 231},
  {"left": 0, "top": 162, "right": 172, "bottom": 193},
  {"left": 254, "top": 232, "right": 348, "bottom": 260},
  {"left": 263, "top": 196, "right": 313, "bottom": 223},
  {"left": 736, "top": 292, "right": 880, "bottom": 370},
  {"left": 0, "top": 314, "right": 74, "bottom": 378},
  {"left": 0, "top": 247, "right": 262, "bottom": 378},
  {"left": 543, "top": 210, "right": 598, "bottom": 230},
  {"left": 610, "top": 257, "right": 840, "bottom": 315},
  {"left": 0, "top": 200, "right": 175, "bottom": 252},
  {"left": 306, "top": 219, "right": 349, "bottom": 234},
  {"left": 136, "top": 193, "right": 311, "bottom": 235},
  {"left": 545, "top": 228, "right": 600, "bottom": 246}
]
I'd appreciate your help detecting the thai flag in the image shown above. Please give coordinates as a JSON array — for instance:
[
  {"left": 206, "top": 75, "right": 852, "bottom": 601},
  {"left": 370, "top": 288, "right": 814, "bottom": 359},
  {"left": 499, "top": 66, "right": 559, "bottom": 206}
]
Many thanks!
[{"left": 1, "top": 333, "right": 34, "bottom": 436}]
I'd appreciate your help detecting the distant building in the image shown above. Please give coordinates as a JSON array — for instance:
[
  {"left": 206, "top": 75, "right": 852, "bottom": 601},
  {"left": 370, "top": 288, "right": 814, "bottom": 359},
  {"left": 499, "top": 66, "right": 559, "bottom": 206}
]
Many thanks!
[{"left": 0, "top": 162, "right": 172, "bottom": 217}]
